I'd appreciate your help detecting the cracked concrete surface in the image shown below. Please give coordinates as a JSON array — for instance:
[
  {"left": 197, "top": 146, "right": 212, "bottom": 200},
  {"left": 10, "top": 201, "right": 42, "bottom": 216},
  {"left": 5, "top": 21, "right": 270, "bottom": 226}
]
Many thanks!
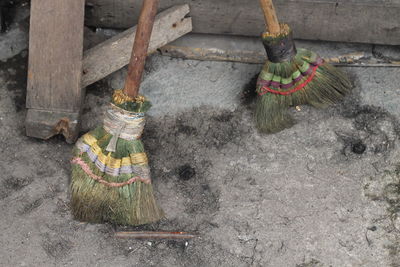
[{"left": 1, "top": 5, "right": 400, "bottom": 267}]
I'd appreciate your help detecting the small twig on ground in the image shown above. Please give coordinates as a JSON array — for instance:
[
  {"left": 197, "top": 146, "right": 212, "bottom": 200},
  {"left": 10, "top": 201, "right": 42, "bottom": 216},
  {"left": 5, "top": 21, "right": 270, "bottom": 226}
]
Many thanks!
[{"left": 115, "top": 231, "right": 197, "bottom": 240}]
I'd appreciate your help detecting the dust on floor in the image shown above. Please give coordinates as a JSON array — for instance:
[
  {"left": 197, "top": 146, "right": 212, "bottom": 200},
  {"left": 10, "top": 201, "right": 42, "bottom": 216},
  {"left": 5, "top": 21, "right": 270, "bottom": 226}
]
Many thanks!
[{"left": 1, "top": 8, "right": 400, "bottom": 267}]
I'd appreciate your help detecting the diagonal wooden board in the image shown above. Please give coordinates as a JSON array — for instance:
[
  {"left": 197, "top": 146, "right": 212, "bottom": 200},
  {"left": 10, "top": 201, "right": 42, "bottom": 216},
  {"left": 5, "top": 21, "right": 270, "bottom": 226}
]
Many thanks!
[
  {"left": 26, "top": 4, "right": 192, "bottom": 143},
  {"left": 82, "top": 4, "right": 192, "bottom": 87}
]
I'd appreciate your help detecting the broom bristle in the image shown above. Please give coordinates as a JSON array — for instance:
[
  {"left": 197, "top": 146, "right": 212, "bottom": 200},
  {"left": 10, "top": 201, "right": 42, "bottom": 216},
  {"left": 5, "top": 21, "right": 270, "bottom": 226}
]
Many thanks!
[
  {"left": 256, "top": 48, "right": 352, "bottom": 133},
  {"left": 255, "top": 94, "right": 294, "bottom": 134},
  {"left": 70, "top": 100, "right": 164, "bottom": 226}
]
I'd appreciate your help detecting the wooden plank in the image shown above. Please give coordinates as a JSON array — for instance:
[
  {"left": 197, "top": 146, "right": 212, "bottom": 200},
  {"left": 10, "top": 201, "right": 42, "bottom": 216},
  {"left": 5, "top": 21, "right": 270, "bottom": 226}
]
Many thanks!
[
  {"left": 26, "top": 0, "right": 85, "bottom": 142},
  {"left": 27, "top": 0, "right": 85, "bottom": 113},
  {"left": 82, "top": 4, "right": 192, "bottom": 87},
  {"left": 85, "top": 0, "right": 400, "bottom": 45},
  {"left": 160, "top": 33, "right": 400, "bottom": 67}
]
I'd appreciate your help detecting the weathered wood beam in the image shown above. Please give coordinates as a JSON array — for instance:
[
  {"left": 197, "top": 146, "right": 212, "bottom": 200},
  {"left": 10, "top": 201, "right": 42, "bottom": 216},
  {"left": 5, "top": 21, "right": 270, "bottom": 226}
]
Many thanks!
[
  {"left": 82, "top": 4, "right": 192, "bottom": 87},
  {"left": 26, "top": 0, "right": 85, "bottom": 143},
  {"left": 84, "top": 0, "right": 400, "bottom": 45},
  {"left": 159, "top": 33, "right": 400, "bottom": 67},
  {"left": 161, "top": 34, "right": 266, "bottom": 64}
]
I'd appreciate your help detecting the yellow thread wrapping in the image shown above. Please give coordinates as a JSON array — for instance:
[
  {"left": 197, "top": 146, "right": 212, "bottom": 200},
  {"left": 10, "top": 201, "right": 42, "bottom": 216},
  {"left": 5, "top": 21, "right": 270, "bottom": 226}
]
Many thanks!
[
  {"left": 82, "top": 133, "right": 149, "bottom": 167},
  {"left": 90, "top": 143, "right": 102, "bottom": 156},
  {"left": 107, "top": 158, "right": 123, "bottom": 169},
  {"left": 112, "top": 89, "right": 147, "bottom": 105},
  {"left": 130, "top": 153, "right": 148, "bottom": 166},
  {"left": 121, "top": 157, "right": 132, "bottom": 167},
  {"left": 97, "top": 152, "right": 108, "bottom": 166},
  {"left": 105, "top": 152, "right": 113, "bottom": 167},
  {"left": 83, "top": 134, "right": 97, "bottom": 146}
]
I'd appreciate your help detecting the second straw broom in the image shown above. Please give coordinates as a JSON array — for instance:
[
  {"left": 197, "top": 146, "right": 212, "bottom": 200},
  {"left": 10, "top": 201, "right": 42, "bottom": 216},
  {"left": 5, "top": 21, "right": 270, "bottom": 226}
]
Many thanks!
[{"left": 255, "top": 0, "right": 353, "bottom": 133}]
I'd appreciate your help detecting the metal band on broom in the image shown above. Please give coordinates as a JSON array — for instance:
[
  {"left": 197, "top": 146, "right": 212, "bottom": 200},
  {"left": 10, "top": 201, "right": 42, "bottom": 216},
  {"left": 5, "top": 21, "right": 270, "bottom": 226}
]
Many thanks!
[
  {"left": 70, "top": 0, "right": 164, "bottom": 226},
  {"left": 256, "top": 0, "right": 352, "bottom": 133}
]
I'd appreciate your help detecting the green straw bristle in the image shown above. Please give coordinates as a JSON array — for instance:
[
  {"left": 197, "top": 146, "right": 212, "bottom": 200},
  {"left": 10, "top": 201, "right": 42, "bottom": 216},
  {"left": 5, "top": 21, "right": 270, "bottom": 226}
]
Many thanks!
[
  {"left": 255, "top": 93, "right": 294, "bottom": 134},
  {"left": 70, "top": 127, "right": 164, "bottom": 226}
]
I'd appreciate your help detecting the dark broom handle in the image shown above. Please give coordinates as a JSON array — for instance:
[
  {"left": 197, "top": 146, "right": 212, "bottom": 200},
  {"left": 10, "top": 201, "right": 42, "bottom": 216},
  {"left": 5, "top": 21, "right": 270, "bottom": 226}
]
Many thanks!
[
  {"left": 123, "top": 0, "right": 159, "bottom": 98},
  {"left": 259, "top": 0, "right": 281, "bottom": 34}
]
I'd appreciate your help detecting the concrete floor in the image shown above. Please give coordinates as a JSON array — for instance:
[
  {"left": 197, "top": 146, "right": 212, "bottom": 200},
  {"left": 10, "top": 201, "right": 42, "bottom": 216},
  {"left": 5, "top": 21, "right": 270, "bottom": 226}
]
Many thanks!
[{"left": 1, "top": 5, "right": 400, "bottom": 267}]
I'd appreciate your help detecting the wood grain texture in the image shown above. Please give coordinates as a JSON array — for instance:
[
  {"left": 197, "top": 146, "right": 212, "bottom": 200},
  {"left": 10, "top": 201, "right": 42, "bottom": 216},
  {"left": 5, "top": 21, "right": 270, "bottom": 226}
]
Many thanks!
[
  {"left": 85, "top": 0, "right": 400, "bottom": 45},
  {"left": 259, "top": 0, "right": 280, "bottom": 34},
  {"left": 124, "top": 0, "right": 159, "bottom": 98},
  {"left": 82, "top": 4, "right": 192, "bottom": 88},
  {"left": 160, "top": 33, "right": 399, "bottom": 67},
  {"left": 27, "top": 0, "right": 85, "bottom": 113}
]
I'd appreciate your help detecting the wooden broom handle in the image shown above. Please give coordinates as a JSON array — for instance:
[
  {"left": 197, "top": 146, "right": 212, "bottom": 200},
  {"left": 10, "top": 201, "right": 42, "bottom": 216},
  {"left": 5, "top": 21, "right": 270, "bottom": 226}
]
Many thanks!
[
  {"left": 123, "top": 0, "right": 159, "bottom": 98},
  {"left": 259, "top": 0, "right": 280, "bottom": 34}
]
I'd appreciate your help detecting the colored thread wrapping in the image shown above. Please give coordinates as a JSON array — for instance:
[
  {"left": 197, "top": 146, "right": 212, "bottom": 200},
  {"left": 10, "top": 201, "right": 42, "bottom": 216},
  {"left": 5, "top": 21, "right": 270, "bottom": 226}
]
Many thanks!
[
  {"left": 79, "top": 136, "right": 149, "bottom": 166},
  {"left": 258, "top": 65, "right": 319, "bottom": 96},
  {"left": 71, "top": 157, "right": 151, "bottom": 187},
  {"left": 103, "top": 104, "right": 146, "bottom": 152},
  {"left": 76, "top": 136, "right": 149, "bottom": 177}
]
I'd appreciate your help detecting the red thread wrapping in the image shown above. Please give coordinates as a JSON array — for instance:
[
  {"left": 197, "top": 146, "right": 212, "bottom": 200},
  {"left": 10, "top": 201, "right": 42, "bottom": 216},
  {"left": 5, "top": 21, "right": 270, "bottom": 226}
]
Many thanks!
[
  {"left": 71, "top": 157, "right": 151, "bottom": 187},
  {"left": 258, "top": 65, "right": 319, "bottom": 96}
]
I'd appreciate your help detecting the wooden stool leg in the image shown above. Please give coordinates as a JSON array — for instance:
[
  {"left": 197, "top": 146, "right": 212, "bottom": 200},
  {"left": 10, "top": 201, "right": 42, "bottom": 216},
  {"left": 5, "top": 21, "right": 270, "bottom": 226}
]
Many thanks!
[{"left": 26, "top": 0, "right": 85, "bottom": 143}]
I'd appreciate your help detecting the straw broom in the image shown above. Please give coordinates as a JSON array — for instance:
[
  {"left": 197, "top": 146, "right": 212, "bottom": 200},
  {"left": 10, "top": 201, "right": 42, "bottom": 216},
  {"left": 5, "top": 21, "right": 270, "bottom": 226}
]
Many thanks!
[
  {"left": 70, "top": 0, "right": 164, "bottom": 226},
  {"left": 255, "top": 0, "right": 352, "bottom": 133}
]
